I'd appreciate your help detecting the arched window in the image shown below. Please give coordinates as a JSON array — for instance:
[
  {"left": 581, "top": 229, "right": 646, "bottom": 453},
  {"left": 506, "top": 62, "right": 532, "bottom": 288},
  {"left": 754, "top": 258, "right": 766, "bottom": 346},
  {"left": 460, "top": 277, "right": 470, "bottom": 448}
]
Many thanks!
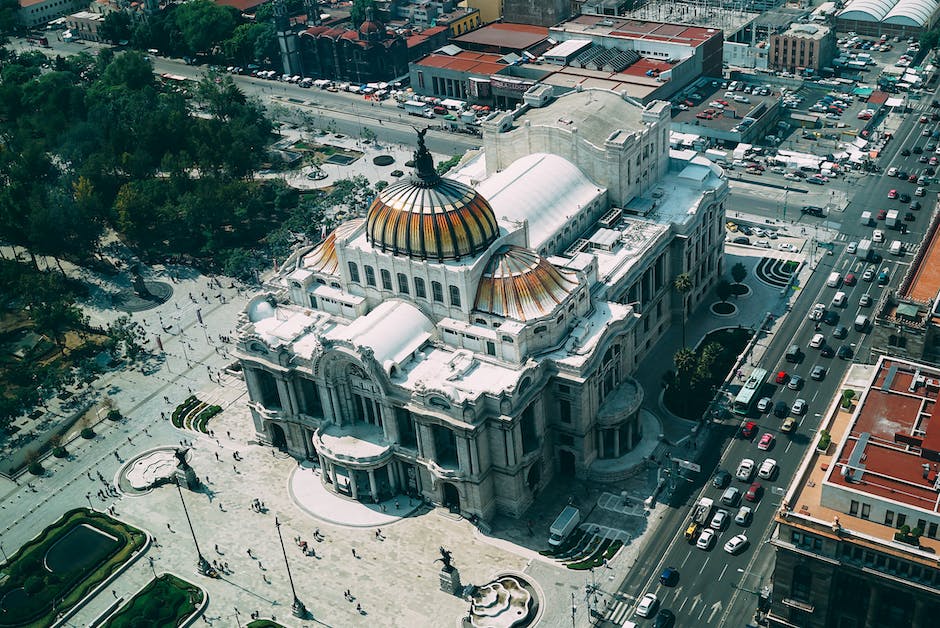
[
  {"left": 414, "top": 277, "right": 427, "bottom": 298},
  {"left": 449, "top": 285, "right": 461, "bottom": 307},
  {"left": 364, "top": 265, "right": 376, "bottom": 286},
  {"left": 348, "top": 261, "right": 360, "bottom": 283},
  {"left": 432, "top": 281, "right": 444, "bottom": 303},
  {"left": 380, "top": 269, "right": 392, "bottom": 290},
  {"left": 397, "top": 273, "right": 409, "bottom": 294}
]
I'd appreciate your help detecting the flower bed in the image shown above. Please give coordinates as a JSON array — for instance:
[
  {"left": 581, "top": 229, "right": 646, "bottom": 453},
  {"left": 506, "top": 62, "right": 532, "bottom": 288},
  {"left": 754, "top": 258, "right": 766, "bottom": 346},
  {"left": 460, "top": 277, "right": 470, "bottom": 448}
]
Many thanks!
[{"left": 105, "top": 574, "right": 203, "bottom": 628}]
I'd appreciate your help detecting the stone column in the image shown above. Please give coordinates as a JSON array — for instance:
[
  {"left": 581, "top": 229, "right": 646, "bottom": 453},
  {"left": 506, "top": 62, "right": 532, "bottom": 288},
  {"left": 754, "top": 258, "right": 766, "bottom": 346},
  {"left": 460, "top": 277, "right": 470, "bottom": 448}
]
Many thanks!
[
  {"left": 349, "top": 471, "right": 359, "bottom": 500},
  {"left": 864, "top": 585, "right": 880, "bottom": 627},
  {"left": 329, "top": 463, "right": 338, "bottom": 489},
  {"left": 369, "top": 470, "right": 379, "bottom": 501},
  {"left": 614, "top": 429, "right": 621, "bottom": 459},
  {"left": 284, "top": 378, "right": 301, "bottom": 417},
  {"left": 913, "top": 597, "right": 928, "bottom": 628},
  {"left": 244, "top": 368, "right": 263, "bottom": 402},
  {"left": 327, "top": 386, "right": 342, "bottom": 423},
  {"left": 387, "top": 464, "right": 398, "bottom": 493},
  {"left": 275, "top": 378, "right": 293, "bottom": 414}
]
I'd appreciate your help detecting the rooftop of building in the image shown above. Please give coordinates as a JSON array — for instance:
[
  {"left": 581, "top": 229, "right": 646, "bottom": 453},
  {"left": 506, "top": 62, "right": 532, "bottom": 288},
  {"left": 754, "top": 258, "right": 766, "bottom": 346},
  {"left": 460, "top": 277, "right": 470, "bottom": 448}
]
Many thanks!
[
  {"left": 450, "top": 22, "right": 549, "bottom": 51},
  {"left": 414, "top": 50, "right": 507, "bottom": 75},
  {"left": 552, "top": 15, "right": 722, "bottom": 48},
  {"left": 901, "top": 205, "right": 940, "bottom": 303},
  {"left": 775, "top": 22, "right": 832, "bottom": 40},
  {"left": 535, "top": 59, "right": 674, "bottom": 101},
  {"left": 406, "top": 25, "right": 449, "bottom": 47},
  {"left": 779, "top": 357, "right": 940, "bottom": 564},
  {"left": 670, "top": 82, "right": 779, "bottom": 134}
]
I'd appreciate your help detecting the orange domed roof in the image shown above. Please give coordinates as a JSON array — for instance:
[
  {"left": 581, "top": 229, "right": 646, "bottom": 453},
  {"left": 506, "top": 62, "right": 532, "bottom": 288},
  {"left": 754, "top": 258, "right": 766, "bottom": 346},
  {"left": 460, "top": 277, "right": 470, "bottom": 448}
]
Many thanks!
[
  {"left": 366, "top": 133, "right": 499, "bottom": 261},
  {"left": 474, "top": 246, "right": 579, "bottom": 321},
  {"left": 303, "top": 218, "right": 364, "bottom": 274}
]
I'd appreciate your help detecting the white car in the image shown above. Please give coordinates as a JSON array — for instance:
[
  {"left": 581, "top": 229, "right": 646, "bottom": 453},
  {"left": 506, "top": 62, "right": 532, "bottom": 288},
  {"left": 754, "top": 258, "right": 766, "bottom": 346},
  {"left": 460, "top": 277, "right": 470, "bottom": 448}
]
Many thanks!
[
  {"left": 736, "top": 458, "right": 755, "bottom": 482},
  {"left": 696, "top": 527, "right": 716, "bottom": 550},
  {"left": 847, "top": 241, "right": 858, "bottom": 254},
  {"left": 779, "top": 242, "right": 796, "bottom": 252},
  {"left": 873, "top": 229, "right": 885, "bottom": 243},
  {"left": 810, "top": 303, "right": 825, "bottom": 321},
  {"left": 734, "top": 505, "right": 753, "bottom": 526},
  {"left": 916, "top": 186, "right": 926, "bottom": 197},
  {"left": 758, "top": 458, "right": 777, "bottom": 480},
  {"left": 810, "top": 333, "right": 825, "bottom": 348},
  {"left": 724, "top": 534, "right": 749, "bottom": 554},
  {"left": 887, "top": 166, "right": 898, "bottom": 177},
  {"left": 755, "top": 239, "right": 771, "bottom": 248},
  {"left": 757, "top": 396, "right": 772, "bottom": 412},
  {"left": 710, "top": 508, "right": 730, "bottom": 531},
  {"left": 636, "top": 593, "right": 659, "bottom": 618}
]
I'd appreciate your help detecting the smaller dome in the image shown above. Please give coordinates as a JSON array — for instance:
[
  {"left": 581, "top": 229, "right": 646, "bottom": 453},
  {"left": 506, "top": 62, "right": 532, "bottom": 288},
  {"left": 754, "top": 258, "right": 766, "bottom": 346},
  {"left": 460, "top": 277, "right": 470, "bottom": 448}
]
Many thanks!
[
  {"left": 359, "top": 19, "right": 381, "bottom": 34},
  {"left": 474, "top": 246, "right": 579, "bottom": 321},
  {"left": 247, "top": 296, "right": 276, "bottom": 322},
  {"left": 303, "top": 218, "right": 365, "bottom": 274}
]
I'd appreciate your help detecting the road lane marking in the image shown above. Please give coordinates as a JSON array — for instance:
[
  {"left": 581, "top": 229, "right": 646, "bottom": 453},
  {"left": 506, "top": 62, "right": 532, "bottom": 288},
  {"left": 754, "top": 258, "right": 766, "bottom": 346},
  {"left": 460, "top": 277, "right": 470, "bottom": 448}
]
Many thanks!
[
  {"left": 718, "top": 564, "right": 729, "bottom": 582},
  {"left": 699, "top": 556, "right": 710, "bottom": 574}
]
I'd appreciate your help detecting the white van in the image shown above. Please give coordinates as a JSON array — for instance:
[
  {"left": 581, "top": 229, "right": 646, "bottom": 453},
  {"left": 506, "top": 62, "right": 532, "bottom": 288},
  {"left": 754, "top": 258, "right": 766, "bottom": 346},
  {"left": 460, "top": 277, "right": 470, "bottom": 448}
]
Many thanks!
[
  {"left": 832, "top": 291, "right": 847, "bottom": 307},
  {"left": 890, "top": 240, "right": 903, "bottom": 256},
  {"left": 873, "top": 229, "right": 885, "bottom": 243},
  {"left": 855, "top": 314, "right": 869, "bottom": 332},
  {"left": 827, "top": 272, "right": 842, "bottom": 288}
]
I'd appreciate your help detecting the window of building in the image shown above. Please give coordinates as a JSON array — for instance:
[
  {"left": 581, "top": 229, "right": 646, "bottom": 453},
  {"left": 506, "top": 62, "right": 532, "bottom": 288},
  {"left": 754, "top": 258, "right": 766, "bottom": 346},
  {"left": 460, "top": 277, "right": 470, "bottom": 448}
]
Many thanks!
[
  {"left": 885, "top": 511, "right": 894, "bottom": 527},
  {"left": 918, "top": 518, "right": 928, "bottom": 534},
  {"left": 861, "top": 503, "right": 871, "bottom": 520},
  {"left": 397, "top": 273, "right": 409, "bottom": 294},
  {"left": 485, "top": 341, "right": 496, "bottom": 356},
  {"left": 897, "top": 513, "right": 907, "bottom": 528},
  {"left": 559, "top": 399, "right": 571, "bottom": 423},
  {"left": 929, "top": 522, "right": 938, "bottom": 539},
  {"left": 849, "top": 500, "right": 859, "bottom": 516},
  {"left": 534, "top": 325, "right": 547, "bottom": 334},
  {"left": 381, "top": 269, "right": 392, "bottom": 290},
  {"left": 364, "top": 265, "right": 376, "bottom": 286},
  {"left": 415, "top": 277, "right": 426, "bottom": 299},
  {"left": 432, "top": 281, "right": 443, "bottom": 302},
  {"left": 449, "top": 285, "right": 461, "bottom": 307},
  {"left": 348, "top": 261, "right": 360, "bottom": 283}
]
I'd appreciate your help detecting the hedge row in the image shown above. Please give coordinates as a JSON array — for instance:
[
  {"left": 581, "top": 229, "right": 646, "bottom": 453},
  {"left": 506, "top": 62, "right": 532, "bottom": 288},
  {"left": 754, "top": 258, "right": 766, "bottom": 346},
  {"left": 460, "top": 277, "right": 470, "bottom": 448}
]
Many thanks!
[
  {"left": 190, "top": 406, "right": 221, "bottom": 434},
  {"left": 105, "top": 574, "right": 203, "bottom": 628},
  {"left": 171, "top": 396, "right": 199, "bottom": 429}
]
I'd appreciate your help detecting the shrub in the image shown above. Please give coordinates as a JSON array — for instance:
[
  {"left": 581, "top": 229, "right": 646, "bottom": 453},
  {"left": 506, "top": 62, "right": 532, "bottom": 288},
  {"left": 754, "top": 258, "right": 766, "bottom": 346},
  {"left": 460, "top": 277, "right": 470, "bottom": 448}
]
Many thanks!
[
  {"left": 28, "top": 461, "right": 45, "bottom": 476},
  {"left": 81, "top": 427, "right": 95, "bottom": 439},
  {"left": 53, "top": 446, "right": 68, "bottom": 458},
  {"left": 24, "top": 575, "right": 44, "bottom": 595},
  {"left": 817, "top": 430, "right": 832, "bottom": 452},
  {"left": 372, "top": 155, "right": 394, "bottom": 166},
  {"left": 107, "top": 409, "right": 123, "bottom": 421}
]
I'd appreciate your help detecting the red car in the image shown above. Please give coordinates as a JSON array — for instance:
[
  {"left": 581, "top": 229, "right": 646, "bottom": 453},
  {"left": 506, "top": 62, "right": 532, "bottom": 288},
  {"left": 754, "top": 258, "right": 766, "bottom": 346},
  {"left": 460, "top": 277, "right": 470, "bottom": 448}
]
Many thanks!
[
  {"left": 877, "top": 209, "right": 887, "bottom": 220},
  {"left": 889, "top": 189, "right": 898, "bottom": 199},
  {"left": 844, "top": 273, "right": 857, "bottom": 286},
  {"left": 775, "top": 370, "right": 788, "bottom": 384},
  {"left": 757, "top": 433, "right": 775, "bottom": 451},
  {"left": 745, "top": 482, "right": 763, "bottom": 502},
  {"left": 909, "top": 174, "right": 918, "bottom": 182},
  {"left": 741, "top": 421, "right": 758, "bottom": 439}
]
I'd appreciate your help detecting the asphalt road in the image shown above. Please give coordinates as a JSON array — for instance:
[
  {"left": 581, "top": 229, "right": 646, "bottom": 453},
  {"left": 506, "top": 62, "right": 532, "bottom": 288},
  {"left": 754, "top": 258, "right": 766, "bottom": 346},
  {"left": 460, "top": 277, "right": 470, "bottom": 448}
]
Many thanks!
[{"left": 603, "top": 82, "right": 940, "bottom": 628}]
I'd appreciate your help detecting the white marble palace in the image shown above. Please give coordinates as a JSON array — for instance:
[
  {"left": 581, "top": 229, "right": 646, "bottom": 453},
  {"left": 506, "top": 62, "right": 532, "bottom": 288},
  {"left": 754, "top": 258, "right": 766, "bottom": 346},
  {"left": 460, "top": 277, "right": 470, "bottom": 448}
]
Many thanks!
[{"left": 234, "top": 88, "right": 729, "bottom": 521}]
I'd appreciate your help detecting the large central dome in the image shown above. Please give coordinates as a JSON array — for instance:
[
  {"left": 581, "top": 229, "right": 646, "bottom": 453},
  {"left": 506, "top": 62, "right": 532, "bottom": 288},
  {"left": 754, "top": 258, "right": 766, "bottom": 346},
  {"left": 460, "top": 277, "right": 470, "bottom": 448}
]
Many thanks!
[{"left": 365, "top": 131, "right": 500, "bottom": 262}]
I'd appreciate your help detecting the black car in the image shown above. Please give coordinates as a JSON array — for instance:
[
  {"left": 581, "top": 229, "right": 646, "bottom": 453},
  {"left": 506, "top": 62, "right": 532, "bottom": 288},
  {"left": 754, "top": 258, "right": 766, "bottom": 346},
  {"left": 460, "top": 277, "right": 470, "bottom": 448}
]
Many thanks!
[
  {"left": 833, "top": 325, "right": 848, "bottom": 339},
  {"left": 820, "top": 345, "right": 835, "bottom": 358},
  {"left": 898, "top": 171, "right": 908, "bottom": 180},
  {"left": 773, "top": 400, "right": 789, "bottom": 418},
  {"left": 911, "top": 201, "right": 923, "bottom": 210},
  {"left": 902, "top": 148, "right": 911, "bottom": 156},
  {"left": 905, "top": 212, "right": 916, "bottom": 221},
  {"left": 914, "top": 145, "right": 924, "bottom": 153},
  {"left": 900, "top": 193, "right": 911, "bottom": 203},
  {"left": 655, "top": 609, "right": 676, "bottom": 628},
  {"left": 713, "top": 470, "right": 732, "bottom": 489},
  {"left": 822, "top": 310, "right": 840, "bottom": 326},
  {"left": 732, "top": 236, "right": 750, "bottom": 245},
  {"left": 928, "top": 167, "right": 936, "bottom": 176},
  {"left": 838, "top": 345, "right": 854, "bottom": 360},
  {"left": 801, "top": 205, "right": 825, "bottom": 217}
]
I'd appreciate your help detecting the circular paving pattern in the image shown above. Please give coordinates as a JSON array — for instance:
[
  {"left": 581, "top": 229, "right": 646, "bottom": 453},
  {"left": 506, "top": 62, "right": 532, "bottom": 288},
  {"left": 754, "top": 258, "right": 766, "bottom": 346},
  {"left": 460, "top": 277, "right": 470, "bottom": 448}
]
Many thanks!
[
  {"left": 754, "top": 258, "right": 800, "bottom": 288},
  {"left": 111, "top": 281, "right": 173, "bottom": 313},
  {"left": 711, "top": 301, "right": 738, "bottom": 317}
]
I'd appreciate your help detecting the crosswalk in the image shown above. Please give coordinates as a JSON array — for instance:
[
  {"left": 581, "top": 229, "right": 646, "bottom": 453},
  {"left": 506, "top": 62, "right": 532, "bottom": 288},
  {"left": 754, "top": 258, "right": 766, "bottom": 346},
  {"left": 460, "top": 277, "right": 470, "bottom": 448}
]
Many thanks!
[{"left": 605, "top": 592, "right": 638, "bottom": 625}]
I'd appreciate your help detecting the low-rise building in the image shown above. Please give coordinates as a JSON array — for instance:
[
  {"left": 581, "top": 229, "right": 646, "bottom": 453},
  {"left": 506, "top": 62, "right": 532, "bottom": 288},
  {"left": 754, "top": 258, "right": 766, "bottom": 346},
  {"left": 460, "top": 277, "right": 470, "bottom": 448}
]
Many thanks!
[
  {"left": 769, "top": 356, "right": 940, "bottom": 627},
  {"left": 19, "top": 0, "right": 87, "bottom": 28},
  {"left": 768, "top": 23, "right": 835, "bottom": 75}
]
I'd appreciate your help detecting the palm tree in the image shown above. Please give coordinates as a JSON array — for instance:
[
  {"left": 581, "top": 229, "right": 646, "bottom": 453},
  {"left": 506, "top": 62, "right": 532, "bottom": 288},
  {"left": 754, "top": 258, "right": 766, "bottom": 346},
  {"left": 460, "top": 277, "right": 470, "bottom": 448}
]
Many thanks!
[
  {"left": 674, "top": 347, "right": 697, "bottom": 417},
  {"left": 673, "top": 273, "right": 694, "bottom": 347}
]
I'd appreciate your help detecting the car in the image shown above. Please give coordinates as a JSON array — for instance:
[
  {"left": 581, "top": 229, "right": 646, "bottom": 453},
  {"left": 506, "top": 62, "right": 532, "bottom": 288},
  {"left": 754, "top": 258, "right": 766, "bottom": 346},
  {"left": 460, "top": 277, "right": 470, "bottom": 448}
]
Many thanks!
[
  {"left": 877, "top": 209, "right": 887, "bottom": 220},
  {"left": 838, "top": 345, "right": 854, "bottom": 359},
  {"left": 810, "top": 333, "right": 825, "bottom": 348},
  {"left": 801, "top": 205, "right": 825, "bottom": 216},
  {"left": 811, "top": 364, "right": 827, "bottom": 381},
  {"left": 863, "top": 266, "right": 876, "bottom": 282},
  {"left": 833, "top": 325, "right": 848, "bottom": 339},
  {"left": 905, "top": 212, "right": 916, "bottom": 222},
  {"left": 915, "top": 145, "right": 924, "bottom": 153},
  {"left": 873, "top": 229, "right": 885, "bottom": 243},
  {"left": 787, "top": 375, "right": 804, "bottom": 390},
  {"left": 740, "top": 421, "right": 757, "bottom": 438},
  {"left": 734, "top": 505, "right": 752, "bottom": 526},
  {"left": 713, "top": 469, "right": 732, "bottom": 488},
  {"left": 909, "top": 174, "right": 918, "bottom": 182},
  {"left": 732, "top": 236, "right": 751, "bottom": 245},
  {"left": 757, "top": 396, "right": 773, "bottom": 413},
  {"left": 724, "top": 534, "right": 749, "bottom": 554},
  {"left": 820, "top": 345, "right": 835, "bottom": 358},
  {"left": 721, "top": 485, "right": 741, "bottom": 507},
  {"left": 757, "top": 433, "right": 775, "bottom": 450},
  {"left": 736, "top": 458, "right": 755, "bottom": 481},
  {"left": 823, "top": 310, "right": 840, "bottom": 326},
  {"left": 844, "top": 273, "right": 857, "bottom": 286},
  {"left": 887, "top": 167, "right": 899, "bottom": 177},
  {"left": 927, "top": 168, "right": 936, "bottom": 176},
  {"left": 696, "top": 528, "right": 716, "bottom": 550},
  {"left": 654, "top": 609, "right": 676, "bottom": 628},
  {"left": 921, "top": 154, "right": 930, "bottom": 163},
  {"left": 806, "top": 177, "right": 825, "bottom": 185},
  {"left": 809, "top": 303, "right": 826, "bottom": 321},
  {"left": 911, "top": 200, "right": 923, "bottom": 210},
  {"left": 710, "top": 509, "right": 730, "bottom": 531},
  {"left": 755, "top": 239, "right": 771, "bottom": 248},
  {"left": 917, "top": 186, "right": 926, "bottom": 196},
  {"left": 860, "top": 293, "right": 873, "bottom": 307},
  {"left": 659, "top": 567, "right": 679, "bottom": 586},
  {"left": 792, "top": 398, "right": 807, "bottom": 415},
  {"left": 902, "top": 148, "right": 911, "bottom": 156},
  {"left": 933, "top": 155, "right": 939, "bottom": 165},
  {"left": 781, "top": 417, "right": 797, "bottom": 432},
  {"left": 758, "top": 458, "right": 777, "bottom": 480},
  {"left": 924, "top": 128, "right": 932, "bottom": 136},
  {"left": 847, "top": 241, "right": 858, "bottom": 254},
  {"left": 773, "top": 400, "right": 789, "bottom": 418},
  {"left": 775, "top": 370, "right": 788, "bottom": 384},
  {"left": 888, "top": 189, "right": 898, "bottom": 199},
  {"left": 745, "top": 481, "right": 763, "bottom": 502},
  {"left": 637, "top": 592, "right": 659, "bottom": 617},
  {"left": 878, "top": 268, "right": 890, "bottom": 285},
  {"left": 900, "top": 193, "right": 911, "bottom": 203}
]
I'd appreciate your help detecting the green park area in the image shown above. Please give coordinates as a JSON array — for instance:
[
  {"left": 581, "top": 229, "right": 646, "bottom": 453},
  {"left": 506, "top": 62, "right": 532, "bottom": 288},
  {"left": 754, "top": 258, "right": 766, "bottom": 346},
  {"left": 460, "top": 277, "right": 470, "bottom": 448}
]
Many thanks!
[
  {"left": 104, "top": 574, "right": 204, "bottom": 628},
  {"left": 0, "top": 508, "right": 146, "bottom": 628}
]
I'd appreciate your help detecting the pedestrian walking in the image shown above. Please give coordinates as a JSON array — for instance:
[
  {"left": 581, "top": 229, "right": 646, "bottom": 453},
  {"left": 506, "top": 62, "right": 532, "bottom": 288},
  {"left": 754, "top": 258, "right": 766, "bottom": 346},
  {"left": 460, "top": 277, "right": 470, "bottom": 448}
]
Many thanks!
[
  {"left": 219, "top": 503, "right": 224, "bottom": 511},
  {"left": 351, "top": 548, "right": 357, "bottom": 558}
]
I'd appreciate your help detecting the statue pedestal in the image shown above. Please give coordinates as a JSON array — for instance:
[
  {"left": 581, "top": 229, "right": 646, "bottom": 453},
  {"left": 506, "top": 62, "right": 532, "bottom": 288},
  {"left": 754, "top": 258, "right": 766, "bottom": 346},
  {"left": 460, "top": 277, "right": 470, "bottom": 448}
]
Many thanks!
[{"left": 440, "top": 566, "right": 462, "bottom": 595}]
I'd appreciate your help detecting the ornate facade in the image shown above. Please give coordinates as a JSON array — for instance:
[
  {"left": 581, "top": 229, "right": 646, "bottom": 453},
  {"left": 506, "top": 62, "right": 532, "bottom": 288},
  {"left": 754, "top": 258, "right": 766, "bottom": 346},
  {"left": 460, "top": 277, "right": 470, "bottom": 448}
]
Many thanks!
[{"left": 235, "top": 89, "right": 728, "bottom": 521}]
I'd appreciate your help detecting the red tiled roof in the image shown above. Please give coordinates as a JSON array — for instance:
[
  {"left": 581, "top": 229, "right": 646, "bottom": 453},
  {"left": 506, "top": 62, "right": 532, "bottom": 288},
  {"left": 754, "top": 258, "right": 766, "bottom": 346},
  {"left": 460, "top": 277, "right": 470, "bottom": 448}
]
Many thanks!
[
  {"left": 451, "top": 22, "right": 548, "bottom": 50},
  {"left": 415, "top": 51, "right": 505, "bottom": 75},
  {"left": 562, "top": 15, "right": 719, "bottom": 48},
  {"left": 868, "top": 91, "right": 889, "bottom": 105},
  {"left": 904, "top": 212, "right": 940, "bottom": 302}
]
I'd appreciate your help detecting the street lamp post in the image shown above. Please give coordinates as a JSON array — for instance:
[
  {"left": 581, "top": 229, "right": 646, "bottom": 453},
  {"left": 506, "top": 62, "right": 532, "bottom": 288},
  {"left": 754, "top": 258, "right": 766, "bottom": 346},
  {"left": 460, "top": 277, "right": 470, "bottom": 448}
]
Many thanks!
[
  {"left": 174, "top": 478, "right": 211, "bottom": 576},
  {"left": 274, "top": 516, "right": 307, "bottom": 618}
]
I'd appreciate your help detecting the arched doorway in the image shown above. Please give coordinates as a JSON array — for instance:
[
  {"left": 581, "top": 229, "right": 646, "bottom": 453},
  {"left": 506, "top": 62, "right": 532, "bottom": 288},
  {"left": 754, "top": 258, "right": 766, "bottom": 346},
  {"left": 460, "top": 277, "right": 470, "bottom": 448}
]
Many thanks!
[
  {"left": 442, "top": 483, "right": 460, "bottom": 512},
  {"left": 526, "top": 463, "right": 541, "bottom": 490},
  {"left": 270, "top": 423, "right": 287, "bottom": 450},
  {"left": 558, "top": 450, "right": 575, "bottom": 476}
]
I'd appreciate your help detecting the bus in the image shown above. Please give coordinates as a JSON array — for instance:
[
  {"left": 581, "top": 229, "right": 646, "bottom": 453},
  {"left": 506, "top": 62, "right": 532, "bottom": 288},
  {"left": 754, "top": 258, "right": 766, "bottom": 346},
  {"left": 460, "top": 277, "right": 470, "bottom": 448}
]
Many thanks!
[{"left": 732, "top": 368, "right": 768, "bottom": 416}]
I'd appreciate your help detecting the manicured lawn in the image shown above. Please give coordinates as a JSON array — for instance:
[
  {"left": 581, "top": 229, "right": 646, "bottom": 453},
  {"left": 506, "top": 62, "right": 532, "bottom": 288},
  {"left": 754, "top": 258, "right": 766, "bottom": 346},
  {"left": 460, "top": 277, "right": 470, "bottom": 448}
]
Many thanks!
[
  {"left": 105, "top": 574, "right": 203, "bottom": 628},
  {"left": 247, "top": 621, "right": 286, "bottom": 628},
  {"left": 0, "top": 509, "right": 146, "bottom": 628}
]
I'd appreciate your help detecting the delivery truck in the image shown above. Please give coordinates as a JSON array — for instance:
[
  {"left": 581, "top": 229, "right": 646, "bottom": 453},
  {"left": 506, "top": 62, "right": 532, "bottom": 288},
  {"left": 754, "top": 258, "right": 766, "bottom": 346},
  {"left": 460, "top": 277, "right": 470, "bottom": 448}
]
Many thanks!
[
  {"left": 403, "top": 100, "right": 435, "bottom": 118},
  {"left": 548, "top": 506, "right": 581, "bottom": 547}
]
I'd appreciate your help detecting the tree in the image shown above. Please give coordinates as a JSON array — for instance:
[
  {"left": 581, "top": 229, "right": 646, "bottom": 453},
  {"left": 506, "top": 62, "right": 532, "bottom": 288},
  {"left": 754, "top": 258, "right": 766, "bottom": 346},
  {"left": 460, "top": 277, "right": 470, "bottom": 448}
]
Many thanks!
[
  {"left": 731, "top": 262, "right": 748, "bottom": 285},
  {"left": 0, "top": 0, "right": 21, "bottom": 38},
  {"left": 173, "top": 0, "right": 238, "bottom": 55},
  {"left": 107, "top": 316, "right": 147, "bottom": 360},
  {"left": 673, "top": 347, "right": 697, "bottom": 416},
  {"left": 98, "top": 11, "right": 133, "bottom": 44},
  {"left": 32, "top": 300, "right": 85, "bottom": 348},
  {"left": 673, "top": 272, "right": 693, "bottom": 347},
  {"left": 349, "top": 0, "right": 376, "bottom": 28},
  {"left": 695, "top": 342, "right": 724, "bottom": 387},
  {"left": 716, "top": 279, "right": 732, "bottom": 304}
]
